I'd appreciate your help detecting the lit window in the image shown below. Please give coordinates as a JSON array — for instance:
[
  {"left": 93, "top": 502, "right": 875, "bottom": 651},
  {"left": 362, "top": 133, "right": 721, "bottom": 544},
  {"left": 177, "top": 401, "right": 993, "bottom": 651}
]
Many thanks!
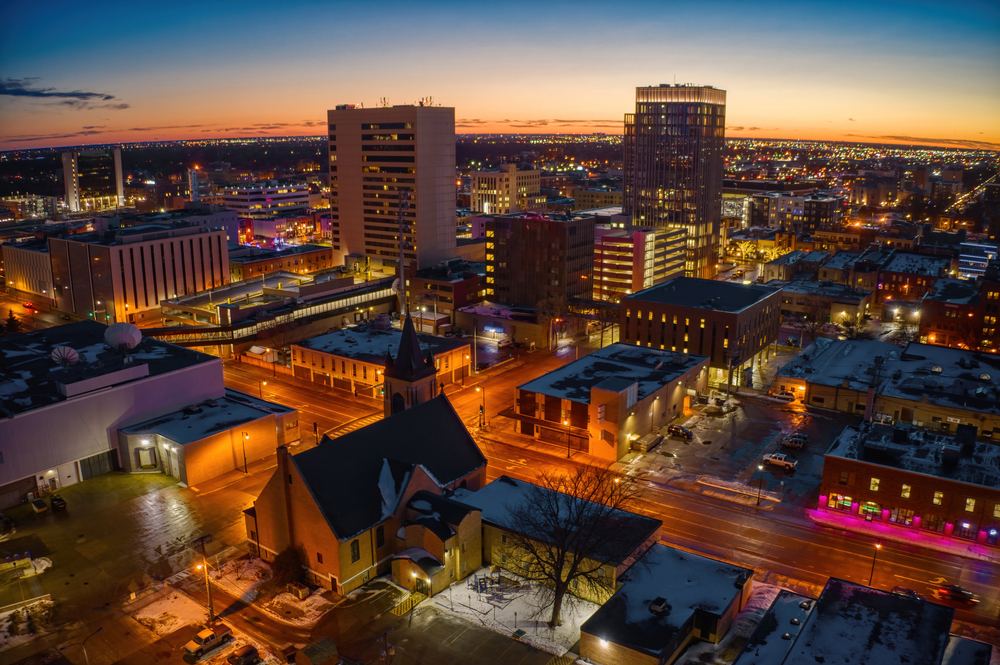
[
  {"left": 965, "top": 498, "right": 976, "bottom": 512},
  {"left": 901, "top": 484, "right": 911, "bottom": 499},
  {"left": 933, "top": 491, "right": 943, "bottom": 506},
  {"left": 869, "top": 478, "right": 880, "bottom": 492}
]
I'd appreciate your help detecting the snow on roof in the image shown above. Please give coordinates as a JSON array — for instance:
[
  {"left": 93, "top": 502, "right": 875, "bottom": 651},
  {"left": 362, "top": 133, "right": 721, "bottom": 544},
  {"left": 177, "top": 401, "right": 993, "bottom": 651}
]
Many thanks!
[
  {"left": 452, "top": 476, "right": 660, "bottom": 564},
  {"left": 456, "top": 300, "right": 538, "bottom": 322},
  {"left": 736, "top": 590, "right": 814, "bottom": 665},
  {"left": 121, "top": 389, "right": 290, "bottom": 444},
  {"left": 295, "top": 326, "right": 468, "bottom": 363},
  {"left": 881, "top": 252, "right": 951, "bottom": 275},
  {"left": 580, "top": 543, "right": 752, "bottom": 657},
  {"left": 826, "top": 423, "right": 1000, "bottom": 489},
  {"left": 821, "top": 251, "right": 863, "bottom": 271},
  {"left": 626, "top": 277, "right": 780, "bottom": 312},
  {"left": 780, "top": 280, "right": 870, "bottom": 303},
  {"left": 923, "top": 277, "right": 979, "bottom": 305},
  {"left": 941, "top": 636, "right": 993, "bottom": 665},
  {"left": 765, "top": 250, "right": 808, "bottom": 266},
  {"left": 783, "top": 578, "right": 953, "bottom": 665},
  {"left": 516, "top": 343, "right": 707, "bottom": 404}
]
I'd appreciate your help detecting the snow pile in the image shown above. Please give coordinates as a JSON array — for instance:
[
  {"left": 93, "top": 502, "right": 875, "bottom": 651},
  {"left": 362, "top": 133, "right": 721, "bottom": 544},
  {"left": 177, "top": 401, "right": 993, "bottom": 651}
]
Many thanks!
[
  {"left": 209, "top": 557, "right": 271, "bottom": 603},
  {"left": 261, "top": 587, "right": 334, "bottom": 626},
  {"left": 0, "top": 600, "right": 54, "bottom": 652},
  {"left": 29, "top": 558, "right": 52, "bottom": 575},
  {"left": 131, "top": 590, "right": 206, "bottom": 636},
  {"left": 697, "top": 476, "right": 783, "bottom": 501},
  {"left": 429, "top": 567, "right": 599, "bottom": 656}
]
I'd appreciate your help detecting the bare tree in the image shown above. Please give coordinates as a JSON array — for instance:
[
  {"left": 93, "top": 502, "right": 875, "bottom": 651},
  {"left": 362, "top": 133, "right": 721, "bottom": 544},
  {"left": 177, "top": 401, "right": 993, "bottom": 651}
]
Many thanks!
[
  {"left": 837, "top": 313, "right": 875, "bottom": 340},
  {"left": 797, "top": 299, "right": 829, "bottom": 346},
  {"left": 952, "top": 316, "right": 983, "bottom": 352},
  {"left": 535, "top": 294, "right": 568, "bottom": 350},
  {"left": 498, "top": 466, "right": 650, "bottom": 628}
]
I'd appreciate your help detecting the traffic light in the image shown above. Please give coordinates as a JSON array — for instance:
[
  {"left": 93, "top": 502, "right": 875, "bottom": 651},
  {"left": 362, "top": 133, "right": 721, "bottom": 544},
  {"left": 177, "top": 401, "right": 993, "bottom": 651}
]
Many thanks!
[{"left": 479, "top": 404, "right": 484, "bottom": 414}]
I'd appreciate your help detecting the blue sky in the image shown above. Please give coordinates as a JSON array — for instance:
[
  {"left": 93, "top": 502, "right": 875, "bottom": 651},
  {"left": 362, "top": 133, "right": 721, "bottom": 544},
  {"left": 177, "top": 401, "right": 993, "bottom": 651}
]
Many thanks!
[{"left": 1, "top": 0, "right": 998, "bottom": 149}]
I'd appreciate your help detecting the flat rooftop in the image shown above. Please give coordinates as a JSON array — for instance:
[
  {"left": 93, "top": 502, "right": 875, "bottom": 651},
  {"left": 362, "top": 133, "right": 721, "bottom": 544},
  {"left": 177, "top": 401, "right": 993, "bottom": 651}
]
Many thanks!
[
  {"left": 625, "top": 277, "right": 779, "bottom": 312},
  {"left": 580, "top": 543, "right": 751, "bottom": 658},
  {"left": 295, "top": 326, "right": 469, "bottom": 363},
  {"left": 783, "top": 578, "right": 953, "bottom": 665},
  {"left": 228, "top": 243, "right": 329, "bottom": 263},
  {"left": 881, "top": 252, "right": 951, "bottom": 275},
  {"left": 736, "top": 590, "right": 814, "bottom": 665},
  {"left": 517, "top": 343, "right": 707, "bottom": 404},
  {"left": 924, "top": 277, "right": 979, "bottom": 305},
  {"left": 821, "top": 251, "right": 863, "bottom": 271},
  {"left": 120, "top": 388, "right": 293, "bottom": 445},
  {"left": 0, "top": 321, "right": 217, "bottom": 416},
  {"left": 827, "top": 423, "right": 1000, "bottom": 489},
  {"left": 779, "top": 280, "right": 870, "bottom": 303}
]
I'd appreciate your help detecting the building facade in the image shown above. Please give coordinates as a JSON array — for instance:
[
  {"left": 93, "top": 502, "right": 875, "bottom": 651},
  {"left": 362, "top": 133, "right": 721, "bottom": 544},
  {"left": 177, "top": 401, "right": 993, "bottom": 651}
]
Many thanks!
[
  {"left": 62, "top": 149, "right": 124, "bottom": 213},
  {"left": 327, "top": 104, "right": 457, "bottom": 270},
  {"left": 748, "top": 191, "right": 843, "bottom": 233},
  {"left": 222, "top": 181, "right": 310, "bottom": 218},
  {"left": 470, "top": 164, "right": 544, "bottom": 215},
  {"left": 484, "top": 212, "right": 595, "bottom": 308},
  {"left": 228, "top": 244, "right": 335, "bottom": 281},
  {"left": 623, "top": 84, "right": 726, "bottom": 279},
  {"left": 593, "top": 225, "right": 686, "bottom": 302}
]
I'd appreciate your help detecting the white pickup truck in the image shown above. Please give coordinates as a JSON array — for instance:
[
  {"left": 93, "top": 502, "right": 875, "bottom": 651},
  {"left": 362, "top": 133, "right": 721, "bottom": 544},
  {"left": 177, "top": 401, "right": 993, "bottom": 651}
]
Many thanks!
[
  {"left": 185, "top": 624, "right": 233, "bottom": 657},
  {"left": 762, "top": 453, "right": 798, "bottom": 469}
]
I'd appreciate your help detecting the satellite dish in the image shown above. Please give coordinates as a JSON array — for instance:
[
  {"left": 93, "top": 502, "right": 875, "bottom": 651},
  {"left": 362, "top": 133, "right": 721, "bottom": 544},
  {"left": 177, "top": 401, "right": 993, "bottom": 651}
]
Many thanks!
[
  {"left": 104, "top": 322, "right": 142, "bottom": 351},
  {"left": 51, "top": 346, "right": 79, "bottom": 366}
]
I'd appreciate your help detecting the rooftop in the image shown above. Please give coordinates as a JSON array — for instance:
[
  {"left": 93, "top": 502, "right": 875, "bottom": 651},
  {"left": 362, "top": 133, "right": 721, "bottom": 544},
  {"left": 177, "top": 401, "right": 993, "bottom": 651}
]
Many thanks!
[
  {"left": 517, "top": 343, "right": 707, "bottom": 404},
  {"left": 923, "top": 277, "right": 980, "bottom": 305},
  {"left": 782, "top": 578, "right": 954, "bottom": 665},
  {"left": 228, "top": 243, "right": 330, "bottom": 264},
  {"left": 881, "top": 252, "right": 951, "bottom": 275},
  {"left": 0, "top": 321, "right": 217, "bottom": 417},
  {"left": 821, "top": 251, "right": 863, "bottom": 271},
  {"left": 736, "top": 590, "right": 814, "bottom": 665},
  {"left": 580, "top": 543, "right": 751, "bottom": 658},
  {"left": 779, "top": 280, "right": 870, "bottom": 303},
  {"left": 764, "top": 250, "right": 809, "bottom": 266},
  {"left": 294, "top": 325, "right": 469, "bottom": 364},
  {"left": 625, "top": 277, "right": 780, "bottom": 313},
  {"left": 826, "top": 423, "right": 1000, "bottom": 489},
  {"left": 120, "top": 388, "right": 293, "bottom": 445}
]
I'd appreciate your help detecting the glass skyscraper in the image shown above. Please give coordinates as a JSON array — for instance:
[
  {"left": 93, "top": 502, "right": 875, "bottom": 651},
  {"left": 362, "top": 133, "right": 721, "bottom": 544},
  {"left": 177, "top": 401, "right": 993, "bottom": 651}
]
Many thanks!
[{"left": 623, "top": 85, "right": 726, "bottom": 279}]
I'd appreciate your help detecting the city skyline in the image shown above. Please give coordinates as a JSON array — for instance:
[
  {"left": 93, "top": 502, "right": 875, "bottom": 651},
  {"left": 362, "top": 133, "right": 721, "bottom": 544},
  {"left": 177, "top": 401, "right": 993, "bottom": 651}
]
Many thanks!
[{"left": 1, "top": 0, "right": 997, "bottom": 152}]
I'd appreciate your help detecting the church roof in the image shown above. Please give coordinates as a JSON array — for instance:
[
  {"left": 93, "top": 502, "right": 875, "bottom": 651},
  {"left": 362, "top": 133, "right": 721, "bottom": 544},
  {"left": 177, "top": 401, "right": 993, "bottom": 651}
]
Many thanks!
[{"left": 384, "top": 316, "right": 437, "bottom": 381}]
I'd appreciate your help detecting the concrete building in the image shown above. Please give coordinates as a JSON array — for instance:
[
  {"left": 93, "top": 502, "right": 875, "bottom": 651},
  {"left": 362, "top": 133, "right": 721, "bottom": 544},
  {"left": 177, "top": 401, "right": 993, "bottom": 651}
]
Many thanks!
[
  {"left": 228, "top": 244, "right": 335, "bottom": 281},
  {"left": 62, "top": 149, "right": 123, "bottom": 213},
  {"left": 621, "top": 277, "right": 782, "bottom": 386},
  {"left": 405, "top": 258, "right": 486, "bottom": 334},
  {"left": 919, "top": 268, "right": 1000, "bottom": 351},
  {"left": 0, "top": 321, "right": 295, "bottom": 506},
  {"left": 748, "top": 191, "right": 843, "bottom": 233},
  {"left": 290, "top": 318, "right": 470, "bottom": 397},
  {"left": 222, "top": 181, "right": 310, "bottom": 219},
  {"left": 624, "top": 84, "right": 726, "bottom": 279},
  {"left": 454, "top": 301, "right": 555, "bottom": 350},
  {"left": 777, "top": 280, "right": 872, "bottom": 322},
  {"left": 593, "top": 225, "right": 686, "bottom": 302},
  {"left": 483, "top": 211, "right": 595, "bottom": 308},
  {"left": 47, "top": 222, "right": 229, "bottom": 324},
  {"left": 327, "top": 104, "right": 457, "bottom": 271},
  {"left": 245, "top": 395, "right": 487, "bottom": 593},
  {"left": 514, "top": 343, "right": 709, "bottom": 461},
  {"left": 470, "top": 164, "right": 544, "bottom": 215},
  {"left": 581, "top": 543, "right": 753, "bottom": 665},
  {"left": 573, "top": 188, "right": 622, "bottom": 210}
]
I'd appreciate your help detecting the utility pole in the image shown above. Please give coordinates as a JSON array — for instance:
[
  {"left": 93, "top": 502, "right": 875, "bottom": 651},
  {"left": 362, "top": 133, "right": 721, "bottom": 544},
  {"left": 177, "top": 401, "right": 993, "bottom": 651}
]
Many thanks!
[{"left": 192, "top": 534, "right": 215, "bottom": 622}]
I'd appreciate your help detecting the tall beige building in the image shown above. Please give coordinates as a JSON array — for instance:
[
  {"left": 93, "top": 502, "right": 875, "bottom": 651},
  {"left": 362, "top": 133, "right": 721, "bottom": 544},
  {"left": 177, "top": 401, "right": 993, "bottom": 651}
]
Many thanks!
[
  {"left": 470, "top": 164, "right": 544, "bottom": 215},
  {"left": 327, "top": 104, "right": 457, "bottom": 270}
]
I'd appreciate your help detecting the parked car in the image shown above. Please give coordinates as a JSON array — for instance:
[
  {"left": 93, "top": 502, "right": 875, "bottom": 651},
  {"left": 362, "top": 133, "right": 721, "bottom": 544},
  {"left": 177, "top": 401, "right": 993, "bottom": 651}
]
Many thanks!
[
  {"left": 227, "top": 645, "right": 260, "bottom": 665},
  {"left": 891, "top": 586, "right": 927, "bottom": 601},
  {"left": 786, "top": 337, "right": 799, "bottom": 347},
  {"left": 936, "top": 585, "right": 980, "bottom": 604},
  {"left": 23, "top": 302, "right": 34, "bottom": 309},
  {"left": 60, "top": 314, "right": 71, "bottom": 320},
  {"left": 50, "top": 495, "right": 67, "bottom": 511},
  {"left": 185, "top": 624, "right": 233, "bottom": 657},
  {"left": 769, "top": 391, "right": 796, "bottom": 403},
  {"left": 666, "top": 424, "right": 693, "bottom": 439},
  {"left": 762, "top": 453, "right": 797, "bottom": 469},
  {"left": 782, "top": 433, "right": 807, "bottom": 449},
  {"left": 497, "top": 339, "right": 513, "bottom": 348}
]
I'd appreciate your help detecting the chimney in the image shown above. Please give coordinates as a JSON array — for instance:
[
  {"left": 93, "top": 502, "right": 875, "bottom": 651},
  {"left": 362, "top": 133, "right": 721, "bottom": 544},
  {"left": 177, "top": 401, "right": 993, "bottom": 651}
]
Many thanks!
[{"left": 276, "top": 446, "right": 294, "bottom": 553}]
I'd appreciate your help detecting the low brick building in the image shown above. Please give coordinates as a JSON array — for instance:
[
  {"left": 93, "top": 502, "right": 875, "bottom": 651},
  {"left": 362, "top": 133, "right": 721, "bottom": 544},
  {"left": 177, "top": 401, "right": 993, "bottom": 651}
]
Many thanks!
[{"left": 819, "top": 423, "right": 1000, "bottom": 547}]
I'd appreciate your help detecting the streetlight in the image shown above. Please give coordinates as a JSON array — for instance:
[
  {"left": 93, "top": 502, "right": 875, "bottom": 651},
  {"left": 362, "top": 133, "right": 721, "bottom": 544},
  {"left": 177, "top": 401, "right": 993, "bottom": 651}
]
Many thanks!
[
  {"left": 475, "top": 386, "right": 486, "bottom": 427},
  {"left": 59, "top": 626, "right": 104, "bottom": 665},
  {"left": 258, "top": 380, "right": 266, "bottom": 399},
  {"left": 192, "top": 534, "right": 215, "bottom": 622},
  {"left": 756, "top": 465, "right": 764, "bottom": 506},
  {"left": 868, "top": 540, "right": 882, "bottom": 587},
  {"left": 240, "top": 432, "right": 249, "bottom": 474},
  {"left": 564, "top": 419, "right": 571, "bottom": 459}
]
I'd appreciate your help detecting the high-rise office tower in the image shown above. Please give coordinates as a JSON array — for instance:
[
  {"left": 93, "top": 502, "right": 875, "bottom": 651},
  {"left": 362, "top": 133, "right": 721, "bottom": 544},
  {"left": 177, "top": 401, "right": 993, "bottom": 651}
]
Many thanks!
[
  {"left": 62, "top": 148, "right": 124, "bottom": 213},
  {"left": 327, "top": 104, "right": 457, "bottom": 272},
  {"left": 623, "top": 85, "right": 726, "bottom": 279}
]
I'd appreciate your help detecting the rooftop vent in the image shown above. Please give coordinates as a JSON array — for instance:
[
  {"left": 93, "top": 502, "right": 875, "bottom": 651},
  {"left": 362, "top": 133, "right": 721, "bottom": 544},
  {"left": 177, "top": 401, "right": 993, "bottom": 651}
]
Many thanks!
[{"left": 649, "top": 597, "right": 669, "bottom": 615}]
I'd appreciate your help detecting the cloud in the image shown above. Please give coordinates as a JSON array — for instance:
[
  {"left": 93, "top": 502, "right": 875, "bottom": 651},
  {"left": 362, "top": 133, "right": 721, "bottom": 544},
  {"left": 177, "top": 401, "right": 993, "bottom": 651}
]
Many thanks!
[
  {"left": 846, "top": 134, "right": 1000, "bottom": 150},
  {"left": 126, "top": 124, "right": 209, "bottom": 132},
  {"left": 0, "top": 78, "right": 128, "bottom": 111},
  {"left": 848, "top": 118, "right": 856, "bottom": 122},
  {"left": 82, "top": 125, "right": 106, "bottom": 130},
  {"left": 747, "top": 127, "right": 761, "bottom": 131},
  {"left": 726, "top": 126, "right": 745, "bottom": 131},
  {"left": 1, "top": 130, "right": 108, "bottom": 143}
]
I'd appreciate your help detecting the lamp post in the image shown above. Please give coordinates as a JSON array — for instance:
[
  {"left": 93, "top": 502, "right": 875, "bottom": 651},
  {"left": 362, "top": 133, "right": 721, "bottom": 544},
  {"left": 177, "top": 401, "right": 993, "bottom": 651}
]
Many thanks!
[
  {"left": 756, "top": 465, "right": 764, "bottom": 506},
  {"left": 240, "top": 432, "right": 249, "bottom": 474},
  {"left": 58, "top": 626, "right": 104, "bottom": 665},
  {"left": 192, "top": 534, "right": 215, "bottom": 622},
  {"left": 868, "top": 540, "right": 882, "bottom": 587},
  {"left": 258, "top": 380, "right": 266, "bottom": 399},
  {"left": 564, "top": 419, "right": 571, "bottom": 459}
]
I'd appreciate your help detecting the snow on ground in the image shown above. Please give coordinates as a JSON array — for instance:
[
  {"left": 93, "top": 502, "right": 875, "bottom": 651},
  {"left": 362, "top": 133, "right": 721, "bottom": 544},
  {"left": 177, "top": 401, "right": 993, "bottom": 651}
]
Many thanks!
[
  {"left": 698, "top": 476, "right": 782, "bottom": 501},
  {"left": 676, "top": 582, "right": 783, "bottom": 665},
  {"left": 130, "top": 590, "right": 207, "bottom": 636},
  {"left": 260, "top": 587, "right": 334, "bottom": 626},
  {"left": 210, "top": 557, "right": 271, "bottom": 603},
  {"left": 29, "top": 558, "right": 52, "bottom": 575},
  {"left": 428, "top": 567, "right": 599, "bottom": 656},
  {"left": 0, "top": 600, "right": 54, "bottom": 653}
]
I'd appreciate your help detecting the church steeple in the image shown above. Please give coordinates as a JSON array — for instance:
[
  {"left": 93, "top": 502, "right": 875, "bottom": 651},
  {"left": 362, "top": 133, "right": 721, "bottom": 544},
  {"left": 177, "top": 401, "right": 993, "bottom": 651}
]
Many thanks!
[{"left": 383, "top": 316, "right": 438, "bottom": 417}]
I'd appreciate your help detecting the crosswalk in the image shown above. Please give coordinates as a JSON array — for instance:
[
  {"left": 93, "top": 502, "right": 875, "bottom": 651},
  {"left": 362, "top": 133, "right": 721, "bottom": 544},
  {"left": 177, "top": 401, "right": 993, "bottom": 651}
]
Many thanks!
[
  {"left": 390, "top": 592, "right": 426, "bottom": 616},
  {"left": 544, "top": 656, "right": 576, "bottom": 665},
  {"left": 325, "top": 412, "right": 384, "bottom": 439}
]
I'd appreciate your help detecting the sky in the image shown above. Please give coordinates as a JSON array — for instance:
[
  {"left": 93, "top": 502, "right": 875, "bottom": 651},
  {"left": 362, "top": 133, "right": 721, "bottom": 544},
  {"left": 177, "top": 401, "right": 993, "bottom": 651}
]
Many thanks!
[{"left": 1, "top": 0, "right": 998, "bottom": 151}]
